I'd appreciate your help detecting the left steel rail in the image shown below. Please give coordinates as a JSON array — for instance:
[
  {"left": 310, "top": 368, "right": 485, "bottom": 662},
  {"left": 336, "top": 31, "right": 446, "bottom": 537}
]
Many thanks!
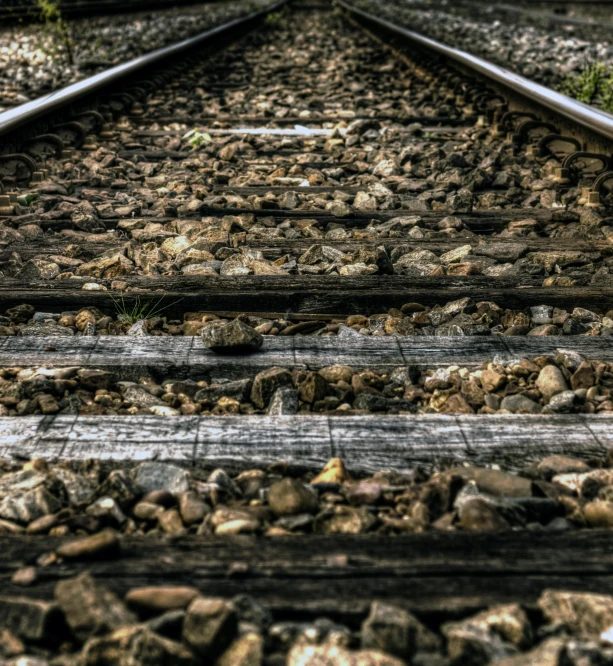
[{"left": 0, "top": 0, "right": 287, "bottom": 138}]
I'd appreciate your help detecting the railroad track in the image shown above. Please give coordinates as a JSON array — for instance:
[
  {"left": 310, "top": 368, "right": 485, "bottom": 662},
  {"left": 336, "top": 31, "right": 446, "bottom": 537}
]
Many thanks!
[
  {"left": 0, "top": 0, "right": 223, "bottom": 21},
  {"left": 3, "top": 1, "right": 613, "bottom": 663}
]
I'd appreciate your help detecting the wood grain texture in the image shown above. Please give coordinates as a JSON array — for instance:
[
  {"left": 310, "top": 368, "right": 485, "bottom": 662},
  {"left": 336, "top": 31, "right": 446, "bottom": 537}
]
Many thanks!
[
  {"left": 0, "top": 275, "right": 611, "bottom": 315},
  {"left": 2, "top": 336, "right": 613, "bottom": 376},
  {"left": 0, "top": 414, "right": 609, "bottom": 471},
  {"left": 4, "top": 531, "right": 613, "bottom": 620}
]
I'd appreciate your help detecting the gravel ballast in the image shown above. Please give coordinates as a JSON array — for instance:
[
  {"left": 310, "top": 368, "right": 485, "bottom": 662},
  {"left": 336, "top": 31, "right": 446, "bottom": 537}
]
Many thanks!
[{"left": 0, "top": 348, "right": 612, "bottom": 416}]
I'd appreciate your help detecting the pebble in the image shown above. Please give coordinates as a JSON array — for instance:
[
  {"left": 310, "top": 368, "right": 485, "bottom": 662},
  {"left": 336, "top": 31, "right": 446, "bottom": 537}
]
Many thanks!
[
  {"left": 183, "top": 597, "right": 238, "bottom": 657},
  {"left": 459, "top": 498, "right": 510, "bottom": 531},
  {"left": 536, "top": 365, "right": 569, "bottom": 404},
  {"left": 56, "top": 528, "right": 120, "bottom": 560},
  {"left": 125, "top": 586, "right": 200, "bottom": 615},
  {"left": 267, "top": 478, "right": 319, "bottom": 516}
]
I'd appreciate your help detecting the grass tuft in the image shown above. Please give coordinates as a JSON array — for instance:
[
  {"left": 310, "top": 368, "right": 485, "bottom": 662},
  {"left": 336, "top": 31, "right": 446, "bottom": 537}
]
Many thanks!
[
  {"left": 558, "top": 62, "right": 613, "bottom": 112},
  {"left": 110, "top": 294, "right": 182, "bottom": 325}
]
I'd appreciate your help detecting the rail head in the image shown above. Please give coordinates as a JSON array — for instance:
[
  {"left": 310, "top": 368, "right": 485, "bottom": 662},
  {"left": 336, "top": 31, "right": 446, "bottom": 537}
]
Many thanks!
[
  {"left": 335, "top": 0, "right": 613, "bottom": 144},
  {"left": 0, "top": 0, "right": 287, "bottom": 139}
]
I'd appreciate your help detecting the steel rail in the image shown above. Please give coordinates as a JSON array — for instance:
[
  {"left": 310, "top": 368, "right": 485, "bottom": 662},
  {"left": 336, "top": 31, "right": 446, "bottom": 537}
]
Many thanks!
[
  {"left": 0, "top": 0, "right": 286, "bottom": 139},
  {"left": 335, "top": 0, "right": 613, "bottom": 144}
]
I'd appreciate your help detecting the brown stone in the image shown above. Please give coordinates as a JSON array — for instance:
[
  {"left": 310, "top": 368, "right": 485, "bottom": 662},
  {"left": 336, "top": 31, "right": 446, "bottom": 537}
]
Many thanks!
[
  {"left": 56, "top": 528, "right": 120, "bottom": 561},
  {"left": 267, "top": 478, "right": 319, "bottom": 516},
  {"left": 82, "top": 625, "right": 197, "bottom": 666},
  {"left": 178, "top": 491, "right": 208, "bottom": 525},
  {"left": 157, "top": 509, "right": 186, "bottom": 535},
  {"left": 55, "top": 573, "right": 136, "bottom": 642},
  {"left": 0, "top": 596, "right": 61, "bottom": 642},
  {"left": 451, "top": 468, "right": 532, "bottom": 498},
  {"left": 311, "top": 458, "right": 350, "bottom": 485},
  {"left": 0, "top": 628, "right": 24, "bottom": 657},
  {"left": 440, "top": 393, "right": 474, "bottom": 414},
  {"left": 183, "top": 597, "right": 238, "bottom": 657},
  {"left": 250, "top": 367, "right": 293, "bottom": 409},
  {"left": 538, "top": 590, "right": 613, "bottom": 637},
  {"left": 125, "top": 587, "right": 200, "bottom": 616},
  {"left": 217, "top": 632, "right": 263, "bottom": 666},
  {"left": 314, "top": 506, "right": 377, "bottom": 534},
  {"left": 571, "top": 361, "right": 596, "bottom": 390},
  {"left": 298, "top": 371, "right": 328, "bottom": 403},
  {"left": 11, "top": 567, "right": 37, "bottom": 587},
  {"left": 480, "top": 369, "right": 506, "bottom": 392},
  {"left": 490, "top": 638, "right": 564, "bottom": 666},
  {"left": 584, "top": 501, "right": 613, "bottom": 528},
  {"left": 459, "top": 498, "right": 510, "bottom": 532},
  {"left": 318, "top": 365, "right": 355, "bottom": 384}
]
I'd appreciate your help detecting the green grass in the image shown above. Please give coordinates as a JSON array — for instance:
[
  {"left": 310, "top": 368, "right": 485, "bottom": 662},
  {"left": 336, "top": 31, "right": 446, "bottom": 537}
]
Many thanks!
[
  {"left": 182, "top": 129, "right": 212, "bottom": 149},
  {"left": 263, "top": 9, "right": 288, "bottom": 29},
  {"left": 35, "top": 0, "right": 74, "bottom": 65},
  {"left": 558, "top": 62, "right": 613, "bottom": 113},
  {"left": 110, "top": 294, "right": 181, "bottom": 325}
]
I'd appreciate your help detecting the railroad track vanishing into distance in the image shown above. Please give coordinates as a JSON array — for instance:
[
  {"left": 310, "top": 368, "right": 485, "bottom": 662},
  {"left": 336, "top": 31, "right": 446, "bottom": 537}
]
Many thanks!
[{"left": 4, "top": 1, "right": 613, "bottom": 663}]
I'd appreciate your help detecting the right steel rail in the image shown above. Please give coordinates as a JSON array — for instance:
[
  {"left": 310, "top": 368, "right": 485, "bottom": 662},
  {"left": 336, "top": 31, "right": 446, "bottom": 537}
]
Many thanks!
[{"left": 335, "top": 0, "right": 613, "bottom": 143}]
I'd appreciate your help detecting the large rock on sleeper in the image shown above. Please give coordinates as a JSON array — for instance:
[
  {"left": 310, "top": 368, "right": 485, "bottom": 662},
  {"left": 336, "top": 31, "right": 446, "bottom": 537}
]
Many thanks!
[{"left": 201, "top": 319, "right": 262, "bottom": 354}]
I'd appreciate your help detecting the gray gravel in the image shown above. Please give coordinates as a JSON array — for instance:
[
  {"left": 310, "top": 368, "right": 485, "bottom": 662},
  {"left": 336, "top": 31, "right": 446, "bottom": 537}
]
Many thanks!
[
  {"left": 0, "top": 0, "right": 275, "bottom": 110},
  {"left": 350, "top": 0, "right": 613, "bottom": 90}
]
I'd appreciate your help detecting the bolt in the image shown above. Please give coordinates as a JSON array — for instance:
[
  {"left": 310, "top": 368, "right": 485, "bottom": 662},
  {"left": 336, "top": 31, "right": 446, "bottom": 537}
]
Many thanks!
[
  {"left": 0, "top": 195, "right": 15, "bottom": 216},
  {"left": 578, "top": 186, "right": 591, "bottom": 205},
  {"left": 586, "top": 190, "right": 603, "bottom": 208},
  {"left": 82, "top": 135, "right": 97, "bottom": 151},
  {"left": 552, "top": 167, "right": 570, "bottom": 185}
]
